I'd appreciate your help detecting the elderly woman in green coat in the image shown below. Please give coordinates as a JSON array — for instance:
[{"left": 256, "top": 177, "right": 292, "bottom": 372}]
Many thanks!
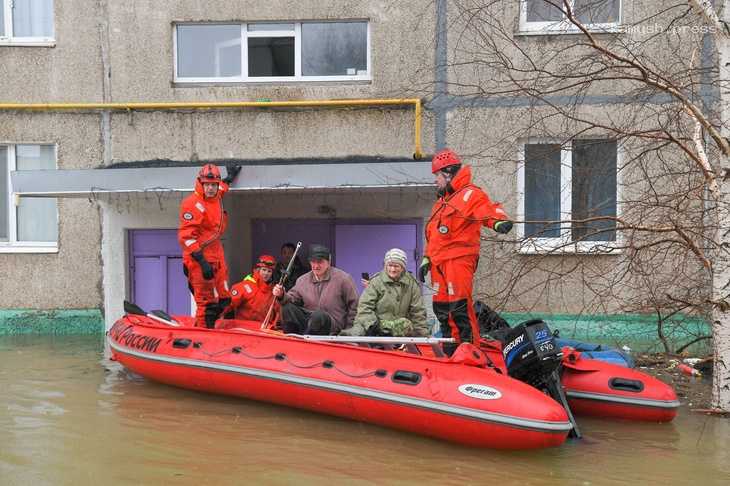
[{"left": 341, "top": 248, "right": 430, "bottom": 337}]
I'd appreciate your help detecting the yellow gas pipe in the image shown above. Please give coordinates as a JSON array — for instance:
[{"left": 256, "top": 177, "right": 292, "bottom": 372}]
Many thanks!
[{"left": 0, "top": 98, "right": 424, "bottom": 159}]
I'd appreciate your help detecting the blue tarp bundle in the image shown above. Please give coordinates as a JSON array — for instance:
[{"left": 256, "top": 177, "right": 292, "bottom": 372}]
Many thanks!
[{"left": 556, "top": 338, "right": 635, "bottom": 368}]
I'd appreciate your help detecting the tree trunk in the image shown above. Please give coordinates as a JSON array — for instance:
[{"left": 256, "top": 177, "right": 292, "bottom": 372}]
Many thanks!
[
  {"left": 711, "top": 1, "right": 730, "bottom": 411},
  {"left": 712, "top": 174, "right": 730, "bottom": 410}
]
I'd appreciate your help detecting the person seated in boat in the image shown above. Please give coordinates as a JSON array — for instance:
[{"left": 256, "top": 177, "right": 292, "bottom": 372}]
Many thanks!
[
  {"left": 272, "top": 244, "right": 359, "bottom": 335},
  {"left": 221, "top": 254, "right": 280, "bottom": 327},
  {"left": 273, "top": 242, "right": 310, "bottom": 291},
  {"left": 340, "top": 248, "right": 429, "bottom": 337}
]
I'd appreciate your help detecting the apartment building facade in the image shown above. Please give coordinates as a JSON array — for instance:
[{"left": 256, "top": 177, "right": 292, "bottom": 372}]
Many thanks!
[{"left": 1, "top": 1, "right": 710, "bottom": 338}]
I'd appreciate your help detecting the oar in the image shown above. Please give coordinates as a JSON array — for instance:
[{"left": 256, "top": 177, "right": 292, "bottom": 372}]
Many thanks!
[
  {"left": 261, "top": 241, "right": 302, "bottom": 330},
  {"left": 123, "top": 300, "right": 181, "bottom": 327}
]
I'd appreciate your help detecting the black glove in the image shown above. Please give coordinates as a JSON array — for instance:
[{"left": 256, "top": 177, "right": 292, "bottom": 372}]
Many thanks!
[
  {"left": 223, "top": 165, "right": 242, "bottom": 185},
  {"left": 191, "top": 251, "right": 214, "bottom": 280},
  {"left": 417, "top": 257, "right": 431, "bottom": 283},
  {"left": 493, "top": 220, "right": 513, "bottom": 234},
  {"left": 365, "top": 322, "right": 392, "bottom": 337}
]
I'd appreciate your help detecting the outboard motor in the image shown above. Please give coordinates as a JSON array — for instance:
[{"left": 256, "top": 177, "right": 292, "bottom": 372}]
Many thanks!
[
  {"left": 502, "top": 319, "right": 562, "bottom": 385},
  {"left": 501, "top": 319, "right": 581, "bottom": 438}
]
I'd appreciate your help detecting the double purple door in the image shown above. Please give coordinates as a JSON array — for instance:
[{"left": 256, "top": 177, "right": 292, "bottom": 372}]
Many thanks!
[
  {"left": 129, "top": 230, "right": 191, "bottom": 315},
  {"left": 252, "top": 219, "right": 421, "bottom": 294},
  {"left": 130, "top": 220, "right": 422, "bottom": 315}
]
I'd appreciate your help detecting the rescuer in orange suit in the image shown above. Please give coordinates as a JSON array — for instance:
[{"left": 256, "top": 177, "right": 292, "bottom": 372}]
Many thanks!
[
  {"left": 418, "top": 149, "right": 513, "bottom": 355},
  {"left": 178, "top": 163, "right": 241, "bottom": 328},
  {"left": 222, "top": 254, "right": 281, "bottom": 325}
]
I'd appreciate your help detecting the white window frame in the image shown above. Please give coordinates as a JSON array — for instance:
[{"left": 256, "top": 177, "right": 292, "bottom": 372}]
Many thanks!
[
  {"left": 0, "top": 143, "right": 59, "bottom": 253},
  {"left": 516, "top": 138, "right": 622, "bottom": 254},
  {"left": 173, "top": 20, "right": 371, "bottom": 84},
  {"left": 518, "top": 0, "right": 622, "bottom": 35},
  {"left": 0, "top": 0, "right": 56, "bottom": 47}
]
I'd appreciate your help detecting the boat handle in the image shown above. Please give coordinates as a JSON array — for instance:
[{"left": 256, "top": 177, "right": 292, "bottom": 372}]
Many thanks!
[
  {"left": 392, "top": 370, "right": 421, "bottom": 385},
  {"left": 172, "top": 338, "right": 192, "bottom": 349},
  {"left": 609, "top": 377, "right": 644, "bottom": 393}
]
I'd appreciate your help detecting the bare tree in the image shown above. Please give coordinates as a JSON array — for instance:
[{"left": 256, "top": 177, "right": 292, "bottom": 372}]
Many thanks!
[{"left": 440, "top": 0, "right": 730, "bottom": 410}]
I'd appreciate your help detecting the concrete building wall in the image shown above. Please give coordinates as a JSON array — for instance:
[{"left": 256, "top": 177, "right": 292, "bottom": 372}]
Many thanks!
[
  {"left": 437, "top": 0, "right": 714, "bottom": 316},
  {"left": 105, "top": 0, "right": 436, "bottom": 101},
  {"left": 0, "top": 114, "right": 103, "bottom": 309}
]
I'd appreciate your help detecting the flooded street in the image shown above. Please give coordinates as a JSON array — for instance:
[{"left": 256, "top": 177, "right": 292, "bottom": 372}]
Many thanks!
[{"left": 1, "top": 335, "right": 728, "bottom": 486}]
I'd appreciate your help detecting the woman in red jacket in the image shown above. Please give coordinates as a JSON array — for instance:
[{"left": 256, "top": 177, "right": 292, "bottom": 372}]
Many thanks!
[
  {"left": 178, "top": 164, "right": 240, "bottom": 328},
  {"left": 418, "top": 149, "right": 513, "bottom": 355}
]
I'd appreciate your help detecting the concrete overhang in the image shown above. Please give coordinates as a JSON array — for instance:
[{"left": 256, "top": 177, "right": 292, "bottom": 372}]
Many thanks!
[{"left": 11, "top": 160, "right": 433, "bottom": 198}]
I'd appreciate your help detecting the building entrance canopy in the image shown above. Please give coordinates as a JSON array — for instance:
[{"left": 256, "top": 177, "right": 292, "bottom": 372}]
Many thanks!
[{"left": 12, "top": 160, "right": 433, "bottom": 198}]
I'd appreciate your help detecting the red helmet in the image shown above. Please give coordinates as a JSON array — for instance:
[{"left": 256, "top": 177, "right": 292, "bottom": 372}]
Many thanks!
[
  {"left": 255, "top": 254, "right": 277, "bottom": 269},
  {"left": 197, "top": 164, "right": 222, "bottom": 183},
  {"left": 431, "top": 148, "right": 461, "bottom": 174}
]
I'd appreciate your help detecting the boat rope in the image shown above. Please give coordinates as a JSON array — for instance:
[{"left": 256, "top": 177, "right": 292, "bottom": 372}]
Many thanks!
[{"left": 197, "top": 344, "right": 383, "bottom": 379}]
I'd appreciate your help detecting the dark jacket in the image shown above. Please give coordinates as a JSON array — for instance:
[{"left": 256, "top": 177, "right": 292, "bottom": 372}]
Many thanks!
[
  {"left": 274, "top": 257, "right": 310, "bottom": 291},
  {"left": 281, "top": 266, "right": 359, "bottom": 334}
]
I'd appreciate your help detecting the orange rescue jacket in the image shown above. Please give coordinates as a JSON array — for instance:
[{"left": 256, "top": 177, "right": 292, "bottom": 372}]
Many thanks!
[
  {"left": 178, "top": 178, "right": 229, "bottom": 262},
  {"left": 425, "top": 165, "right": 508, "bottom": 264}
]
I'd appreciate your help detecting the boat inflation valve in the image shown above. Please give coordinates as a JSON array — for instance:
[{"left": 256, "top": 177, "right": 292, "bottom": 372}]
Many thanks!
[
  {"left": 275, "top": 353, "right": 286, "bottom": 361},
  {"left": 193, "top": 342, "right": 202, "bottom": 349},
  {"left": 323, "top": 360, "right": 334, "bottom": 368},
  {"left": 375, "top": 369, "right": 387, "bottom": 378},
  {"left": 232, "top": 347, "right": 242, "bottom": 354}
]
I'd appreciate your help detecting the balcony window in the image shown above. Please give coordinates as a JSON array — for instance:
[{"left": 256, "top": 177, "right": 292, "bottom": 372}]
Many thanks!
[{"left": 175, "top": 21, "right": 370, "bottom": 83}]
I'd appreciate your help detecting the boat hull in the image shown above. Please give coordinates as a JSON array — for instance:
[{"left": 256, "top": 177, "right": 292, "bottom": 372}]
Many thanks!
[
  {"left": 108, "top": 316, "right": 572, "bottom": 449},
  {"left": 480, "top": 343, "right": 680, "bottom": 422},
  {"left": 560, "top": 352, "right": 679, "bottom": 422}
]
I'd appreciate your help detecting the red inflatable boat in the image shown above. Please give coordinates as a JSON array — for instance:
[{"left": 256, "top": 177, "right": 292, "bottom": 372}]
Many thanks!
[
  {"left": 107, "top": 312, "right": 573, "bottom": 450},
  {"left": 559, "top": 348, "right": 679, "bottom": 422},
  {"left": 479, "top": 343, "right": 680, "bottom": 423}
]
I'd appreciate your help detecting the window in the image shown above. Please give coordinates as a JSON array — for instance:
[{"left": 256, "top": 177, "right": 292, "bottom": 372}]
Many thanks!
[
  {"left": 519, "top": 0, "right": 621, "bottom": 34},
  {"left": 518, "top": 139, "right": 618, "bottom": 253},
  {"left": 174, "top": 21, "right": 370, "bottom": 83},
  {"left": 0, "top": 144, "right": 58, "bottom": 252},
  {"left": 0, "top": 0, "right": 55, "bottom": 45}
]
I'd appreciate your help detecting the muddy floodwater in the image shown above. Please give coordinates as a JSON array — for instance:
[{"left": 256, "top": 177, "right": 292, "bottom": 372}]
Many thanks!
[{"left": 1, "top": 335, "right": 729, "bottom": 485}]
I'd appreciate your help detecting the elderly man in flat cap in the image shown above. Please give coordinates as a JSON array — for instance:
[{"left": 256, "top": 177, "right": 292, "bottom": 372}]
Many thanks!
[{"left": 273, "top": 244, "right": 359, "bottom": 335}]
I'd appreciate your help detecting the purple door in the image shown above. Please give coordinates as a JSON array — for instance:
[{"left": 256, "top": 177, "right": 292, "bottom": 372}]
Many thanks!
[
  {"left": 252, "top": 219, "right": 421, "bottom": 295},
  {"left": 129, "top": 230, "right": 191, "bottom": 315},
  {"left": 335, "top": 224, "right": 420, "bottom": 294},
  {"left": 251, "top": 219, "right": 333, "bottom": 269}
]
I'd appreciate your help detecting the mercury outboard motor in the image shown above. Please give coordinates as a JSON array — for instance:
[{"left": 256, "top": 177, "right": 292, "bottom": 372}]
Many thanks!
[
  {"left": 502, "top": 319, "right": 562, "bottom": 384},
  {"left": 501, "top": 319, "right": 581, "bottom": 438}
]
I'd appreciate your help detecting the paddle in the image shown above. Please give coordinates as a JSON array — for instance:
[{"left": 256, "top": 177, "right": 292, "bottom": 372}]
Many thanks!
[
  {"left": 261, "top": 241, "right": 302, "bottom": 330},
  {"left": 123, "top": 300, "right": 181, "bottom": 327}
]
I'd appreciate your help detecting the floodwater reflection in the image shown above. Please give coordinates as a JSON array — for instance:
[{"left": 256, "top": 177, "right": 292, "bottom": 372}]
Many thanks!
[{"left": 0, "top": 335, "right": 728, "bottom": 485}]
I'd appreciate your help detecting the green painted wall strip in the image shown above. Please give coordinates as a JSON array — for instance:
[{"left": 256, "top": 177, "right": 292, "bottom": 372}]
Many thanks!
[
  {"left": 0, "top": 309, "right": 104, "bottom": 335},
  {"left": 0, "top": 308, "right": 712, "bottom": 354},
  {"left": 503, "top": 312, "right": 712, "bottom": 353}
]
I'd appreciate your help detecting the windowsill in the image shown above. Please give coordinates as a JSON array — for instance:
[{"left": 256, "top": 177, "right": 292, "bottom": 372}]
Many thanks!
[
  {"left": 0, "top": 245, "right": 59, "bottom": 254},
  {"left": 0, "top": 40, "right": 56, "bottom": 47},
  {"left": 517, "top": 239, "right": 622, "bottom": 255},
  {"left": 515, "top": 25, "right": 622, "bottom": 37},
  {"left": 173, "top": 77, "right": 373, "bottom": 87}
]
